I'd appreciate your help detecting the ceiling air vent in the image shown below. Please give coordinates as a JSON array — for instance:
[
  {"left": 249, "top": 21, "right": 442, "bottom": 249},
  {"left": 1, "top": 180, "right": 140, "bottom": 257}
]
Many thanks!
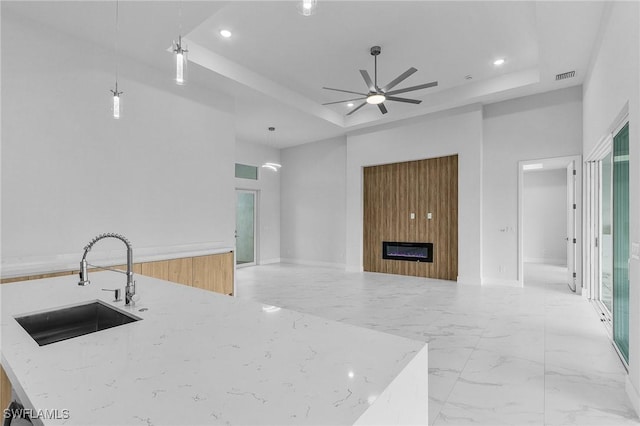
[{"left": 555, "top": 71, "right": 576, "bottom": 81}]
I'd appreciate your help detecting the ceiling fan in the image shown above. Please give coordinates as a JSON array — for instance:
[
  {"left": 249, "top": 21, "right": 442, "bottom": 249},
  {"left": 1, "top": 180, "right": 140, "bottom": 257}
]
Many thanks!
[{"left": 322, "top": 46, "right": 438, "bottom": 116}]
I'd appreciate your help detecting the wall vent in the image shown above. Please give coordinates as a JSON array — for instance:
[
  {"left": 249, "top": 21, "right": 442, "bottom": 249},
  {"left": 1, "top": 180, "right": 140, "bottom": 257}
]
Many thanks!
[{"left": 555, "top": 71, "right": 576, "bottom": 81}]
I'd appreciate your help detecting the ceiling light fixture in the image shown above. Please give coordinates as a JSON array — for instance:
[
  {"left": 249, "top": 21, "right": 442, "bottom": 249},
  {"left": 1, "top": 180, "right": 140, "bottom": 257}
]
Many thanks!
[
  {"left": 366, "top": 94, "right": 386, "bottom": 105},
  {"left": 220, "top": 29, "right": 232, "bottom": 38},
  {"left": 347, "top": 102, "right": 354, "bottom": 107},
  {"left": 493, "top": 58, "right": 505, "bottom": 66},
  {"left": 110, "top": 0, "right": 122, "bottom": 119},
  {"left": 298, "top": 0, "right": 317, "bottom": 16},
  {"left": 173, "top": 2, "right": 188, "bottom": 85}
]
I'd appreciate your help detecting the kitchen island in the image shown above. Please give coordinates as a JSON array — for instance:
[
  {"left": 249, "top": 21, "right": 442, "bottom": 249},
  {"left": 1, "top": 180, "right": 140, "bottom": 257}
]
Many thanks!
[{"left": 1, "top": 272, "right": 427, "bottom": 425}]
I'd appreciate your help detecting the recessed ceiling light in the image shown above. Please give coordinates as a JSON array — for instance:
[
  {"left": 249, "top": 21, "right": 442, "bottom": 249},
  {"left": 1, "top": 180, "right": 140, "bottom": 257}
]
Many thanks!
[
  {"left": 493, "top": 58, "right": 505, "bottom": 66},
  {"left": 347, "top": 102, "right": 354, "bottom": 107},
  {"left": 465, "top": 75, "right": 473, "bottom": 80},
  {"left": 220, "top": 29, "right": 232, "bottom": 38}
]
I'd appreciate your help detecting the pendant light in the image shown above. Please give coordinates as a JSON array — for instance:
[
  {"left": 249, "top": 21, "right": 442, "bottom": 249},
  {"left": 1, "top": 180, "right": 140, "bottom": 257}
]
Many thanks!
[
  {"left": 173, "top": 2, "right": 188, "bottom": 85},
  {"left": 298, "top": 0, "right": 317, "bottom": 16},
  {"left": 110, "top": 82, "right": 123, "bottom": 119},
  {"left": 110, "top": 0, "right": 122, "bottom": 119},
  {"left": 262, "top": 127, "right": 282, "bottom": 172}
]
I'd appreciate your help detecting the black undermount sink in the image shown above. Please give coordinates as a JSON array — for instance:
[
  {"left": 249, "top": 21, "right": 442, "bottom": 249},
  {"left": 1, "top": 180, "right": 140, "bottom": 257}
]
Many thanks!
[{"left": 15, "top": 300, "right": 141, "bottom": 346}]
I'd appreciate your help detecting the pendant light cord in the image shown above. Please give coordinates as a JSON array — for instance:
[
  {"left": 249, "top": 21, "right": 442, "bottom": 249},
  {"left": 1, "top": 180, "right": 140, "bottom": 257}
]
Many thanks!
[
  {"left": 114, "top": 0, "right": 119, "bottom": 86},
  {"left": 374, "top": 54, "right": 378, "bottom": 89},
  {"left": 178, "top": 0, "right": 183, "bottom": 34}
]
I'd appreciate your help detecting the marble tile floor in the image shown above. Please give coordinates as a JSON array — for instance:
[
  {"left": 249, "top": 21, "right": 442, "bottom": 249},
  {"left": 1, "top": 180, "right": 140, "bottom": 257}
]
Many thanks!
[{"left": 235, "top": 262, "right": 639, "bottom": 426}]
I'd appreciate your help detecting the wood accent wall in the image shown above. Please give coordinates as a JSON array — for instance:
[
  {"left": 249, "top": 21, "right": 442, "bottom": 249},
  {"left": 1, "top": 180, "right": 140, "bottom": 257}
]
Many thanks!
[{"left": 363, "top": 155, "right": 458, "bottom": 280}]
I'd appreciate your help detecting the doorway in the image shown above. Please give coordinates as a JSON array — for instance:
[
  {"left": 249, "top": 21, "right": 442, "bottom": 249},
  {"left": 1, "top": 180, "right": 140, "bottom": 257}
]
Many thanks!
[
  {"left": 518, "top": 155, "right": 582, "bottom": 290},
  {"left": 235, "top": 190, "right": 257, "bottom": 267}
]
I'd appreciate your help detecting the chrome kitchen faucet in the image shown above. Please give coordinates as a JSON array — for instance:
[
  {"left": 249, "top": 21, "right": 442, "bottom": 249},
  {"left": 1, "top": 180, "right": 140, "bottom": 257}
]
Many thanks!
[{"left": 78, "top": 233, "right": 136, "bottom": 305}]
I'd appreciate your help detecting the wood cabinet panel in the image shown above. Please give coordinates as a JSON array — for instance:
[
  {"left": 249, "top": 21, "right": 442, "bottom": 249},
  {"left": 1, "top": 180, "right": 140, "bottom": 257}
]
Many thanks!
[
  {"left": 2, "top": 253, "right": 234, "bottom": 296},
  {"left": 363, "top": 155, "right": 458, "bottom": 280},
  {"left": 113, "top": 264, "right": 143, "bottom": 274},
  {"left": 1, "top": 365, "right": 11, "bottom": 413},
  {"left": 140, "top": 261, "right": 169, "bottom": 281},
  {"left": 193, "top": 252, "right": 234, "bottom": 295},
  {"left": 167, "top": 258, "right": 192, "bottom": 286}
]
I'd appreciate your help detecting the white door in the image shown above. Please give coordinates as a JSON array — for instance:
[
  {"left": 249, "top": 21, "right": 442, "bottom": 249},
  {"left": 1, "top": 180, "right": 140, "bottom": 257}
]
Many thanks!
[
  {"left": 235, "top": 190, "right": 257, "bottom": 267},
  {"left": 566, "top": 161, "right": 577, "bottom": 292}
]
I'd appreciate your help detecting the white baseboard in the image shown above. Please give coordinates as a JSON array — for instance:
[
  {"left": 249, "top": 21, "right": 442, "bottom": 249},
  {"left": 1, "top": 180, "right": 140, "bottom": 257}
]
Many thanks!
[
  {"left": 481, "top": 278, "right": 522, "bottom": 287},
  {"left": 456, "top": 275, "right": 481, "bottom": 285},
  {"left": 626, "top": 375, "right": 640, "bottom": 418},
  {"left": 258, "top": 258, "right": 281, "bottom": 265},
  {"left": 523, "top": 257, "right": 567, "bottom": 266},
  {"left": 280, "top": 258, "right": 345, "bottom": 270}
]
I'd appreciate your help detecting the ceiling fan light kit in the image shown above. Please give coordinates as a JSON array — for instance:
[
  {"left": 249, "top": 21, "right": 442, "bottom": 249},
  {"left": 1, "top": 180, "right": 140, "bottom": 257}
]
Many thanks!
[{"left": 323, "top": 45, "right": 438, "bottom": 116}]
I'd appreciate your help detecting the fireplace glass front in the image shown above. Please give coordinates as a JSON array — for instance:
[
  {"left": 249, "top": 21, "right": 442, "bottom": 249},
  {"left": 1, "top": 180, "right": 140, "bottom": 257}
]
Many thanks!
[{"left": 382, "top": 242, "right": 433, "bottom": 262}]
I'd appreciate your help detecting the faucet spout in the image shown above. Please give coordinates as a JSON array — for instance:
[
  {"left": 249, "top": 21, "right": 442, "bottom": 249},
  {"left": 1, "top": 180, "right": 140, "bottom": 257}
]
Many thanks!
[{"left": 79, "top": 233, "right": 136, "bottom": 305}]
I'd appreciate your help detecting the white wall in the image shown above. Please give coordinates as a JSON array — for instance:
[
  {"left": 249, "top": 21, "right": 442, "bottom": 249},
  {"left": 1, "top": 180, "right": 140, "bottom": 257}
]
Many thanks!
[
  {"left": 1, "top": 10, "right": 236, "bottom": 266},
  {"left": 482, "top": 87, "right": 582, "bottom": 285},
  {"left": 280, "top": 136, "right": 346, "bottom": 268},
  {"left": 235, "top": 140, "right": 281, "bottom": 264},
  {"left": 345, "top": 105, "right": 483, "bottom": 284},
  {"left": 523, "top": 169, "right": 567, "bottom": 265},
  {"left": 582, "top": 1, "right": 640, "bottom": 414}
]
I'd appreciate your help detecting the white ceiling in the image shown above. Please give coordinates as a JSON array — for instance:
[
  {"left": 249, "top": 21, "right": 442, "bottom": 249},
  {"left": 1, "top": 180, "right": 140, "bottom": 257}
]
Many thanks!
[{"left": 3, "top": 1, "right": 606, "bottom": 148}]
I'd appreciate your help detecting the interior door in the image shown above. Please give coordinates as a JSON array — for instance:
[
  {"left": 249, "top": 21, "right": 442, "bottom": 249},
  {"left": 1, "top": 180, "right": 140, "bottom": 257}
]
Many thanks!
[
  {"left": 600, "top": 152, "right": 613, "bottom": 315},
  {"left": 235, "top": 190, "right": 256, "bottom": 267},
  {"left": 566, "top": 161, "right": 577, "bottom": 292}
]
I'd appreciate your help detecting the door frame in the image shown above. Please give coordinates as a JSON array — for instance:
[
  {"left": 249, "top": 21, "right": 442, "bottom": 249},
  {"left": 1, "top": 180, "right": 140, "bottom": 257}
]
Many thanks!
[
  {"left": 235, "top": 189, "right": 259, "bottom": 268},
  {"left": 584, "top": 108, "right": 628, "bottom": 314},
  {"left": 517, "top": 155, "right": 583, "bottom": 289}
]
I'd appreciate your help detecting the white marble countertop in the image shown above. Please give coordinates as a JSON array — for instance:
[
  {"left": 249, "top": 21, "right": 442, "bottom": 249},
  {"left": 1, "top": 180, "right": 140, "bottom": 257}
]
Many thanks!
[
  {"left": 1, "top": 273, "right": 427, "bottom": 425},
  {"left": 2, "top": 242, "right": 234, "bottom": 279}
]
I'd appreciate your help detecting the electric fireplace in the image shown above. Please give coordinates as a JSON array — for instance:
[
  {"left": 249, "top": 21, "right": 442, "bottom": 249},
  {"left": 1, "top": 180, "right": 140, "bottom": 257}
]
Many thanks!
[{"left": 382, "top": 242, "right": 433, "bottom": 262}]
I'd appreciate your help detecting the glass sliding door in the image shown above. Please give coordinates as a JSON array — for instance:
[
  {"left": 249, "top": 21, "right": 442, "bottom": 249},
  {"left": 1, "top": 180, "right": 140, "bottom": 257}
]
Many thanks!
[
  {"left": 612, "top": 123, "right": 629, "bottom": 364},
  {"left": 600, "top": 151, "right": 613, "bottom": 314}
]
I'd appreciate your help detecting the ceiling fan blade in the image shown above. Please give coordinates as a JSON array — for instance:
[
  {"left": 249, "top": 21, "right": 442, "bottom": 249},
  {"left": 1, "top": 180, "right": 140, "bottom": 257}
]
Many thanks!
[
  {"left": 346, "top": 102, "right": 367, "bottom": 116},
  {"left": 386, "top": 81, "right": 438, "bottom": 96},
  {"left": 322, "top": 87, "right": 368, "bottom": 96},
  {"left": 382, "top": 67, "right": 417, "bottom": 92},
  {"left": 378, "top": 103, "right": 388, "bottom": 114},
  {"left": 322, "top": 97, "right": 367, "bottom": 105},
  {"left": 385, "top": 96, "right": 422, "bottom": 104},
  {"left": 359, "top": 70, "right": 376, "bottom": 92}
]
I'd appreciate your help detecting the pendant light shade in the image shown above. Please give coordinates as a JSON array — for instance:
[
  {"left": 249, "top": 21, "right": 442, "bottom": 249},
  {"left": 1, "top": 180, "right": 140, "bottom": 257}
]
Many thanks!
[
  {"left": 111, "top": 83, "right": 123, "bottom": 119},
  {"left": 298, "top": 0, "right": 317, "bottom": 16},
  {"left": 173, "top": 35, "right": 188, "bottom": 85}
]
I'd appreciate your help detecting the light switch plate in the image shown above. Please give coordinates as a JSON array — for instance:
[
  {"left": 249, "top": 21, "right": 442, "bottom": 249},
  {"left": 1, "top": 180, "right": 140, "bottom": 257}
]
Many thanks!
[
  {"left": 632, "top": 242, "right": 640, "bottom": 260},
  {"left": 427, "top": 213, "right": 433, "bottom": 220},
  {"left": 410, "top": 213, "right": 415, "bottom": 220}
]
